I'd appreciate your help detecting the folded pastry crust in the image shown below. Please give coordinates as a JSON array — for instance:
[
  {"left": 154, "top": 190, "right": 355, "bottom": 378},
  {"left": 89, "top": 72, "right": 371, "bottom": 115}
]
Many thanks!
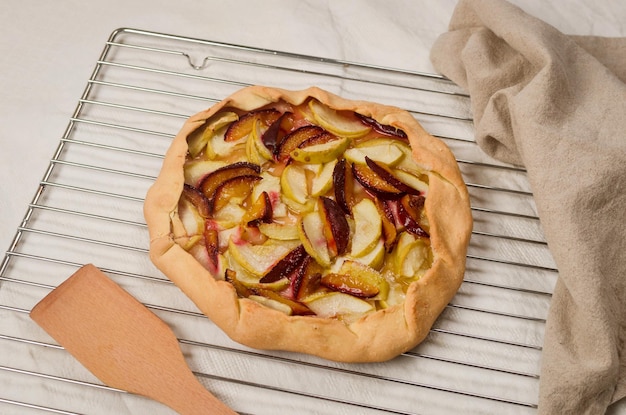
[{"left": 144, "top": 86, "right": 472, "bottom": 362}]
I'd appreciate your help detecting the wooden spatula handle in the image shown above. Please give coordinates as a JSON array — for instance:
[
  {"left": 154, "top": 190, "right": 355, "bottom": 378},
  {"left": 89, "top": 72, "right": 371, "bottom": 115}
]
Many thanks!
[{"left": 30, "top": 264, "right": 237, "bottom": 415}]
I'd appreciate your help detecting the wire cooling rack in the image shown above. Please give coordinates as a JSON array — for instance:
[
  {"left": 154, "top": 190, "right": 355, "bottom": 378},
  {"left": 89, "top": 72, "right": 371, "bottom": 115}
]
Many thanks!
[{"left": 0, "top": 28, "right": 557, "bottom": 415}]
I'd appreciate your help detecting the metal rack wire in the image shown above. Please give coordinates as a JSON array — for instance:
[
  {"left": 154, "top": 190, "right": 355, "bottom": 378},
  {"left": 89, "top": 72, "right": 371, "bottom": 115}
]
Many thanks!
[{"left": 0, "top": 28, "right": 557, "bottom": 415}]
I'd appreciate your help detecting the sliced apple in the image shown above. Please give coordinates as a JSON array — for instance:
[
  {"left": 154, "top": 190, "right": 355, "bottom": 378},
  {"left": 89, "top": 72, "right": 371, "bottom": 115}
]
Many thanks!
[
  {"left": 344, "top": 143, "right": 404, "bottom": 166},
  {"left": 387, "top": 140, "right": 428, "bottom": 175},
  {"left": 301, "top": 162, "right": 323, "bottom": 176},
  {"left": 183, "top": 160, "right": 227, "bottom": 187},
  {"left": 210, "top": 175, "right": 262, "bottom": 213},
  {"left": 393, "top": 169, "right": 429, "bottom": 196},
  {"left": 258, "top": 222, "right": 299, "bottom": 240},
  {"left": 245, "top": 127, "right": 265, "bottom": 165},
  {"left": 302, "top": 291, "right": 374, "bottom": 319},
  {"left": 401, "top": 240, "right": 430, "bottom": 279},
  {"left": 225, "top": 251, "right": 289, "bottom": 291},
  {"left": 336, "top": 259, "right": 389, "bottom": 300},
  {"left": 290, "top": 136, "right": 350, "bottom": 164},
  {"left": 227, "top": 238, "right": 300, "bottom": 277},
  {"left": 251, "top": 172, "right": 287, "bottom": 218},
  {"left": 179, "top": 234, "right": 203, "bottom": 251},
  {"left": 251, "top": 118, "right": 275, "bottom": 161},
  {"left": 350, "top": 198, "right": 382, "bottom": 257},
  {"left": 349, "top": 237, "right": 385, "bottom": 270},
  {"left": 310, "top": 159, "right": 337, "bottom": 197},
  {"left": 252, "top": 171, "right": 280, "bottom": 198},
  {"left": 206, "top": 129, "right": 246, "bottom": 160},
  {"left": 212, "top": 203, "right": 247, "bottom": 228},
  {"left": 224, "top": 109, "right": 281, "bottom": 142},
  {"left": 237, "top": 224, "right": 267, "bottom": 245},
  {"left": 390, "top": 232, "right": 415, "bottom": 277},
  {"left": 281, "top": 194, "right": 316, "bottom": 215},
  {"left": 298, "top": 210, "right": 331, "bottom": 267},
  {"left": 188, "top": 242, "right": 222, "bottom": 276},
  {"left": 178, "top": 194, "right": 206, "bottom": 238},
  {"left": 280, "top": 164, "right": 309, "bottom": 204},
  {"left": 217, "top": 225, "right": 240, "bottom": 250},
  {"left": 391, "top": 232, "right": 430, "bottom": 278},
  {"left": 187, "top": 111, "right": 239, "bottom": 158},
  {"left": 177, "top": 98, "right": 439, "bottom": 322},
  {"left": 377, "top": 271, "right": 407, "bottom": 309},
  {"left": 308, "top": 99, "right": 371, "bottom": 139},
  {"left": 250, "top": 288, "right": 313, "bottom": 316},
  {"left": 317, "top": 196, "right": 350, "bottom": 257},
  {"left": 247, "top": 295, "right": 293, "bottom": 315}
]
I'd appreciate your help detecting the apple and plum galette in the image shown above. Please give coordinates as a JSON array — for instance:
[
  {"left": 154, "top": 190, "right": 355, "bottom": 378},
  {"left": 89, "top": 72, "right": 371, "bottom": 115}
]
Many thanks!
[{"left": 144, "top": 86, "right": 472, "bottom": 362}]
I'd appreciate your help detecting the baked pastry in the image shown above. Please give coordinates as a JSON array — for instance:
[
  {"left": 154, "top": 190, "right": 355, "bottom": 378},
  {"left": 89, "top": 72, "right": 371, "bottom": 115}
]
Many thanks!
[{"left": 144, "top": 86, "right": 472, "bottom": 362}]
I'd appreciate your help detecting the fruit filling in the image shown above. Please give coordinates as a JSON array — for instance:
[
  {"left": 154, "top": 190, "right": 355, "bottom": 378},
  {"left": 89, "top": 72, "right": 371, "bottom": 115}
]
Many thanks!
[{"left": 175, "top": 98, "right": 433, "bottom": 323}]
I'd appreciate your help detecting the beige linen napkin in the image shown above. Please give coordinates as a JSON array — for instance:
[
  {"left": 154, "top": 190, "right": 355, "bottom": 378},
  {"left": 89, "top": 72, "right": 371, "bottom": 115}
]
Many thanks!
[{"left": 430, "top": 0, "right": 626, "bottom": 413}]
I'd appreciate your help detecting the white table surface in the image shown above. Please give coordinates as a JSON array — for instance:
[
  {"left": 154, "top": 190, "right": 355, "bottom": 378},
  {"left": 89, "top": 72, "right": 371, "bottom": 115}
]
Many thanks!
[
  {"left": 2, "top": 0, "right": 625, "bottom": 255},
  {"left": 1, "top": 1, "right": 625, "bottom": 414}
]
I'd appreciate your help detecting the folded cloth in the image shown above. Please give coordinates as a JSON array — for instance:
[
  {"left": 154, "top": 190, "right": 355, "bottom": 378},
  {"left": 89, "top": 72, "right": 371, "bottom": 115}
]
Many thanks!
[{"left": 429, "top": 0, "right": 626, "bottom": 413}]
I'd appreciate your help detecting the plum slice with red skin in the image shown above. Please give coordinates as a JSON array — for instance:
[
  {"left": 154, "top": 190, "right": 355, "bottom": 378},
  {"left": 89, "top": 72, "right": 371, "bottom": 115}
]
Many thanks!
[
  {"left": 354, "top": 113, "right": 408, "bottom": 139},
  {"left": 275, "top": 125, "right": 325, "bottom": 162},
  {"left": 296, "top": 130, "right": 339, "bottom": 149},
  {"left": 375, "top": 198, "right": 399, "bottom": 253},
  {"left": 242, "top": 191, "right": 273, "bottom": 227},
  {"left": 352, "top": 162, "right": 404, "bottom": 199},
  {"left": 199, "top": 162, "right": 260, "bottom": 201},
  {"left": 251, "top": 287, "right": 314, "bottom": 315},
  {"left": 224, "top": 269, "right": 254, "bottom": 297},
  {"left": 259, "top": 244, "right": 308, "bottom": 284},
  {"left": 203, "top": 225, "right": 220, "bottom": 275},
  {"left": 226, "top": 266, "right": 313, "bottom": 315},
  {"left": 224, "top": 109, "right": 282, "bottom": 142},
  {"left": 260, "top": 111, "right": 293, "bottom": 155},
  {"left": 333, "top": 158, "right": 355, "bottom": 215},
  {"left": 210, "top": 175, "right": 262, "bottom": 213},
  {"left": 320, "top": 273, "right": 380, "bottom": 298},
  {"left": 318, "top": 196, "right": 350, "bottom": 257},
  {"left": 397, "top": 194, "right": 429, "bottom": 238},
  {"left": 365, "top": 157, "right": 421, "bottom": 196},
  {"left": 290, "top": 256, "right": 325, "bottom": 301},
  {"left": 181, "top": 184, "right": 211, "bottom": 218}
]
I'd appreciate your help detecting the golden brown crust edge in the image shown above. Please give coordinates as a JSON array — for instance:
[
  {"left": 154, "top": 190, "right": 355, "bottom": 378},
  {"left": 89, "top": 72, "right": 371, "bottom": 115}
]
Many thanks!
[{"left": 144, "top": 85, "right": 472, "bottom": 362}]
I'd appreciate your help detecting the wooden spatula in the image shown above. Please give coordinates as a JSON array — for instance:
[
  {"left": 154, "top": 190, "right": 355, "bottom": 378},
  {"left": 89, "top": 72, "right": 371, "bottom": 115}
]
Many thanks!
[{"left": 30, "top": 264, "right": 237, "bottom": 415}]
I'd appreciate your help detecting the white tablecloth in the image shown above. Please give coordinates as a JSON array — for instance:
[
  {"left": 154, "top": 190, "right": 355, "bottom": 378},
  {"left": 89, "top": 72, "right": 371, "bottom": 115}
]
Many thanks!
[
  {"left": 1, "top": 1, "right": 625, "bottom": 414},
  {"left": 2, "top": 0, "right": 625, "bottom": 254}
]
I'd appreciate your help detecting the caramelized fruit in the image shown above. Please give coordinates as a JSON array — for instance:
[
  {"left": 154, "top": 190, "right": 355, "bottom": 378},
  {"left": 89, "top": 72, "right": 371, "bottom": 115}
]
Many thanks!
[{"left": 180, "top": 97, "right": 432, "bottom": 320}]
